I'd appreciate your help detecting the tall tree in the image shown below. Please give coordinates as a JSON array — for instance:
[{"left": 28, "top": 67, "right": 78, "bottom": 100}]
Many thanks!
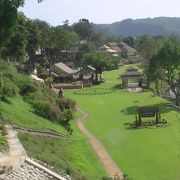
[
  {"left": 137, "top": 35, "right": 165, "bottom": 88},
  {"left": 150, "top": 38, "right": 180, "bottom": 106},
  {"left": 73, "top": 19, "right": 93, "bottom": 40},
  {"left": 0, "top": 0, "right": 24, "bottom": 49},
  {"left": 2, "top": 13, "right": 28, "bottom": 62}
]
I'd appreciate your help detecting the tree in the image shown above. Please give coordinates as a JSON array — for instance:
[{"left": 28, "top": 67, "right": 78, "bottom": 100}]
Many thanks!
[
  {"left": 83, "top": 52, "right": 113, "bottom": 81},
  {"left": 26, "top": 19, "right": 40, "bottom": 61},
  {"left": 123, "top": 36, "right": 136, "bottom": 47},
  {"left": 0, "top": 73, "right": 3, "bottom": 101},
  {"left": 150, "top": 38, "right": 180, "bottom": 106},
  {"left": 73, "top": 19, "right": 93, "bottom": 40},
  {"left": 0, "top": 0, "right": 43, "bottom": 58},
  {"left": 2, "top": 13, "right": 28, "bottom": 62},
  {"left": 0, "top": 0, "right": 24, "bottom": 49},
  {"left": 137, "top": 35, "right": 165, "bottom": 88}
]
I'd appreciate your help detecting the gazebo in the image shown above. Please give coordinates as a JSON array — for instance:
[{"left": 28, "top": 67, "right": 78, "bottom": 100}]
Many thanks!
[{"left": 121, "top": 67, "right": 144, "bottom": 88}]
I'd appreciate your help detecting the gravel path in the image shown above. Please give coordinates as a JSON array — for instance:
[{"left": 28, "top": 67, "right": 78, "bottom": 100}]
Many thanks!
[{"left": 76, "top": 108, "right": 124, "bottom": 179}]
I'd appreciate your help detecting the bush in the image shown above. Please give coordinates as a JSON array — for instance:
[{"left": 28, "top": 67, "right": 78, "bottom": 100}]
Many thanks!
[
  {"left": 33, "top": 101, "right": 53, "bottom": 120},
  {"left": 16, "top": 75, "right": 36, "bottom": 95},
  {"left": 2, "top": 80, "right": 19, "bottom": 97},
  {"left": 33, "top": 101, "right": 62, "bottom": 121},
  {"left": 57, "top": 98, "right": 76, "bottom": 111}
]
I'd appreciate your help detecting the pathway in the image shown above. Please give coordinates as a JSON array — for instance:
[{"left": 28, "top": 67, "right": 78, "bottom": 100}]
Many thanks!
[
  {"left": 76, "top": 108, "right": 124, "bottom": 180},
  {"left": 0, "top": 125, "right": 28, "bottom": 171}
]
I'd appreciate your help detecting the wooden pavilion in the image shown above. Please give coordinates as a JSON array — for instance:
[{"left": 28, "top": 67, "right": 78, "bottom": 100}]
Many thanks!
[
  {"left": 76, "top": 65, "right": 96, "bottom": 83},
  {"left": 121, "top": 67, "right": 144, "bottom": 88}
]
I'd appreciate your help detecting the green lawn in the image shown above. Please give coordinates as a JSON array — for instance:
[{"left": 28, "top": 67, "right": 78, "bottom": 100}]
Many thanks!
[{"left": 66, "top": 65, "right": 180, "bottom": 180}]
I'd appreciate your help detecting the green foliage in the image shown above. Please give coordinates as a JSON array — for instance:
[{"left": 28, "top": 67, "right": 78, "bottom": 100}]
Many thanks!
[
  {"left": 0, "top": 61, "right": 75, "bottom": 131},
  {"left": 0, "top": 0, "right": 24, "bottom": 48},
  {"left": 53, "top": 25, "right": 79, "bottom": 50},
  {"left": 73, "top": 19, "right": 93, "bottom": 40},
  {"left": 16, "top": 75, "right": 36, "bottom": 95},
  {"left": 0, "top": 73, "right": 3, "bottom": 100},
  {"left": 2, "top": 13, "right": 28, "bottom": 62},
  {"left": 83, "top": 52, "right": 116, "bottom": 73},
  {"left": 149, "top": 36, "right": 180, "bottom": 106},
  {"left": 2, "top": 80, "right": 19, "bottom": 97},
  {"left": 33, "top": 101, "right": 60, "bottom": 121},
  {"left": 44, "top": 76, "right": 53, "bottom": 87}
]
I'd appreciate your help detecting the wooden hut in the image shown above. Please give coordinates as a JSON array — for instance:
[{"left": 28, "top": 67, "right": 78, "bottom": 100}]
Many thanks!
[{"left": 52, "top": 62, "right": 76, "bottom": 83}]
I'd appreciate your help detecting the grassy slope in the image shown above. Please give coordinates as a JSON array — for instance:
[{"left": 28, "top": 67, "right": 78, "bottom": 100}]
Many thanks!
[
  {"left": 0, "top": 97, "right": 107, "bottom": 179},
  {"left": 0, "top": 97, "right": 66, "bottom": 133},
  {"left": 66, "top": 65, "right": 180, "bottom": 180}
]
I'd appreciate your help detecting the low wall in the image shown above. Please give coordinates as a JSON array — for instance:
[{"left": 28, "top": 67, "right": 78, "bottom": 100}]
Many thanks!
[
  {"left": 83, "top": 83, "right": 92, "bottom": 88},
  {"left": 52, "top": 83, "right": 83, "bottom": 89}
]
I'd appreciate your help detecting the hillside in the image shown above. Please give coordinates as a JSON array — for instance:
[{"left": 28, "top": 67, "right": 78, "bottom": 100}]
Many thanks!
[
  {"left": 0, "top": 61, "right": 107, "bottom": 179},
  {"left": 93, "top": 17, "right": 180, "bottom": 36}
]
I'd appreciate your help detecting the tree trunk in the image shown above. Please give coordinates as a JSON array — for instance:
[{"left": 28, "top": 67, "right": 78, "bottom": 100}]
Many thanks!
[
  {"left": 95, "top": 72, "right": 98, "bottom": 82},
  {"left": 155, "top": 80, "right": 159, "bottom": 95},
  {"left": 176, "top": 95, "right": 180, "bottom": 107}
]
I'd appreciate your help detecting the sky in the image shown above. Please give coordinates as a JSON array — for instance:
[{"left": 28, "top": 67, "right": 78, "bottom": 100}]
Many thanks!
[{"left": 20, "top": 0, "right": 180, "bottom": 26}]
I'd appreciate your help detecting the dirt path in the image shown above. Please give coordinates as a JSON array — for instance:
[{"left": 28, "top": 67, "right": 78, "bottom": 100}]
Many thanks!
[{"left": 76, "top": 108, "right": 124, "bottom": 179}]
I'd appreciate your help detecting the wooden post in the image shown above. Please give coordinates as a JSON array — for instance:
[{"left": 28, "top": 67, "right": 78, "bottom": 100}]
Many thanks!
[
  {"left": 156, "top": 112, "right": 159, "bottom": 124},
  {"left": 138, "top": 112, "right": 141, "bottom": 126}
]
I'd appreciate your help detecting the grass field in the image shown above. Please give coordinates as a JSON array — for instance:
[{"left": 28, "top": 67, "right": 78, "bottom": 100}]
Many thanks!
[{"left": 66, "top": 65, "right": 180, "bottom": 180}]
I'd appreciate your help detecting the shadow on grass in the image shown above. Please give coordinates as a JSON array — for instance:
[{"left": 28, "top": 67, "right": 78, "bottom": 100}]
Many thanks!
[
  {"left": 125, "top": 121, "right": 170, "bottom": 131},
  {"left": 121, "top": 102, "right": 174, "bottom": 116},
  {"left": 1, "top": 97, "right": 12, "bottom": 104},
  {"left": 111, "top": 84, "right": 123, "bottom": 90}
]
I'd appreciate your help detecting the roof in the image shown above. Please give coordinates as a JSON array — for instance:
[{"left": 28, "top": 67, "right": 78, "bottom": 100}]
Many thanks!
[
  {"left": 108, "top": 42, "right": 122, "bottom": 53},
  {"left": 121, "top": 69, "right": 143, "bottom": 79},
  {"left": 137, "top": 106, "right": 159, "bottom": 113},
  {"left": 99, "top": 45, "right": 117, "bottom": 53},
  {"left": 119, "top": 42, "right": 136, "bottom": 54},
  {"left": 54, "top": 62, "right": 74, "bottom": 74},
  {"left": 99, "top": 45, "right": 111, "bottom": 50},
  {"left": 87, "top": 65, "right": 95, "bottom": 71},
  {"left": 76, "top": 65, "right": 96, "bottom": 75}
]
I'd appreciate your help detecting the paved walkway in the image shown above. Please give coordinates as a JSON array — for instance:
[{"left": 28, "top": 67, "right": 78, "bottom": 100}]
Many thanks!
[
  {"left": 76, "top": 108, "right": 124, "bottom": 179},
  {"left": 0, "top": 125, "right": 27, "bottom": 171}
]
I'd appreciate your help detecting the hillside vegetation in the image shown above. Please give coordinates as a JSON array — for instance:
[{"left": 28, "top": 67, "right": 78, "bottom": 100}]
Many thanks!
[{"left": 93, "top": 17, "right": 180, "bottom": 36}]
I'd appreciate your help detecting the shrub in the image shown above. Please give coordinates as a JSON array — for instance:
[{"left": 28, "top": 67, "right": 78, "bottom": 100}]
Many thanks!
[
  {"left": 16, "top": 75, "right": 36, "bottom": 95},
  {"left": 33, "top": 101, "right": 62, "bottom": 121},
  {"left": 57, "top": 98, "right": 76, "bottom": 111},
  {"left": 2, "top": 80, "right": 19, "bottom": 97},
  {"left": 33, "top": 101, "right": 53, "bottom": 120}
]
